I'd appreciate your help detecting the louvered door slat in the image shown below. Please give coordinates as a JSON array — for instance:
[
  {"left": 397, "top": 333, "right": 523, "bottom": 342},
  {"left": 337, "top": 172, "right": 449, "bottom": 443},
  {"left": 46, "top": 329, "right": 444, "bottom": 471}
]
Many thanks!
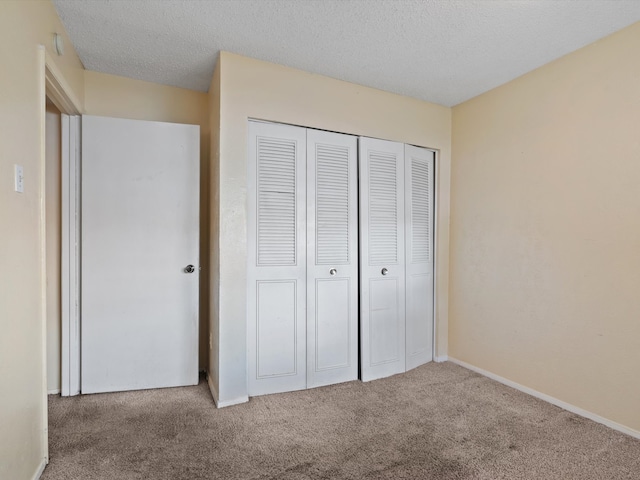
[
  {"left": 257, "top": 137, "right": 297, "bottom": 266},
  {"left": 368, "top": 151, "right": 399, "bottom": 265},
  {"left": 411, "top": 159, "right": 431, "bottom": 262},
  {"left": 316, "top": 143, "right": 350, "bottom": 265}
]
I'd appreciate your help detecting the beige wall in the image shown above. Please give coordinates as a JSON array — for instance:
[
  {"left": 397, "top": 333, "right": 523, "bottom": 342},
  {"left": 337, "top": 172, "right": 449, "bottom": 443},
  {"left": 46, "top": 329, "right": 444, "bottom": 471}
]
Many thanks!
[
  {"left": 213, "top": 52, "right": 451, "bottom": 404},
  {"left": 450, "top": 22, "right": 640, "bottom": 432},
  {"left": 84, "top": 70, "right": 211, "bottom": 370},
  {"left": 45, "top": 100, "right": 62, "bottom": 393},
  {"left": 0, "top": 1, "right": 84, "bottom": 479}
]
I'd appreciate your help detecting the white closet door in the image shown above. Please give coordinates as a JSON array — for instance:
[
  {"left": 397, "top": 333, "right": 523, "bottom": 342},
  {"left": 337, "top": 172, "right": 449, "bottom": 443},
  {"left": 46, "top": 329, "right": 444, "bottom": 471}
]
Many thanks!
[
  {"left": 247, "top": 121, "right": 307, "bottom": 396},
  {"left": 405, "top": 145, "right": 435, "bottom": 370},
  {"left": 359, "top": 137, "right": 406, "bottom": 381},
  {"left": 306, "top": 130, "right": 358, "bottom": 388}
]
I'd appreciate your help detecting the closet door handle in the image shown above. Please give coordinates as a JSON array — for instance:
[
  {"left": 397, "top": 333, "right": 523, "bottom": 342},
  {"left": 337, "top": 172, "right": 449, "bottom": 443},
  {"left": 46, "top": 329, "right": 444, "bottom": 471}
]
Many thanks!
[
  {"left": 381, "top": 268, "right": 388, "bottom": 276},
  {"left": 329, "top": 268, "right": 337, "bottom": 276}
]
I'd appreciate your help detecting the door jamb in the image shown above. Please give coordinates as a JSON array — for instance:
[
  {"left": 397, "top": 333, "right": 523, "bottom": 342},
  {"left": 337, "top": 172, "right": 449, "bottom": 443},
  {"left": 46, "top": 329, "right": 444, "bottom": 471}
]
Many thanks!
[
  {"left": 39, "top": 47, "right": 83, "bottom": 461},
  {"left": 42, "top": 51, "right": 83, "bottom": 398},
  {"left": 44, "top": 52, "right": 82, "bottom": 116},
  {"left": 431, "top": 149, "right": 440, "bottom": 362}
]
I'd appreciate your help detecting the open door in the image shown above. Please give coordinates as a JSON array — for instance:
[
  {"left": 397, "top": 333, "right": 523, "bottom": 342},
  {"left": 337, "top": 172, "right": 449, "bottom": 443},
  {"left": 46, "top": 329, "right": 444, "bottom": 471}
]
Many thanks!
[{"left": 81, "top": 115, "right": 200, "bottom": 394}]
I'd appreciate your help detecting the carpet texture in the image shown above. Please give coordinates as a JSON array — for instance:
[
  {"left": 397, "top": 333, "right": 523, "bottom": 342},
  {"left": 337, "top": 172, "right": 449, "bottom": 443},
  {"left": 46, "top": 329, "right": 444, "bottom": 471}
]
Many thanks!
[{"left": 43, "top": 362, "right": 640, "bottom": 479}]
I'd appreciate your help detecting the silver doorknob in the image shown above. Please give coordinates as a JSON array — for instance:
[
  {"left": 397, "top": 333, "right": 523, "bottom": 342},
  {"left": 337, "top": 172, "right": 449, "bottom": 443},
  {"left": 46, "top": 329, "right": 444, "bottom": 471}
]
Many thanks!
[
  {"left": 381, "top": 268, "right": 388, "bottom": 276},
  {"left": 329, "top": 268, "right": 337, "bottom": 276},
  {"left": 184, "top": 264, "right": 195, "bottom": 273}
]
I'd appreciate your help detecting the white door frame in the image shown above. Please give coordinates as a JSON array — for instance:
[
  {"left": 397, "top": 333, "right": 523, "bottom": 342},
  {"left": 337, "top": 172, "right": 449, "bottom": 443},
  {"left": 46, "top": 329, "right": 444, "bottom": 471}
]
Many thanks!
[
  {"left": 40, "top": 47, "right": 83, "bottom": 463},
  {"left": 431, "top": 149, "right": 443, "bottom": 362},
  {"left": 42, "top": 50, "right": 83, "bottom": 398},
  {"left": 431, "top": 149, "right": 439, "bottom": 364}
]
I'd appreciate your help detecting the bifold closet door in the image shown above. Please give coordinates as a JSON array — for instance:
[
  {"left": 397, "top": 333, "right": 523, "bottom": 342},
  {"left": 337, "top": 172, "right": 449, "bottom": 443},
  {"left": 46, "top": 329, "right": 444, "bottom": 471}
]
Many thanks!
[
  {"left": 359, "top": 137, "right": 406, "bottom": 382},
  {"left": 306, "top": 130, "right": 358, "bottom": 388},
  {"left": 248, "top": 123, "right": 434, "bottom": 394},
  {"left": 405, "top": 145, "right": 435, "bottom": 370},
  {"left": 247, "top": 121, "right": 307, "bottom": 396}
]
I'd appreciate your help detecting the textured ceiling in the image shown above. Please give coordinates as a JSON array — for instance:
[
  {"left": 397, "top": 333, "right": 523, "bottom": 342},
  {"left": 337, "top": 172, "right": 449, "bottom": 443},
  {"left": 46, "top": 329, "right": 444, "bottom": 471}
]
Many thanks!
[{"left": 53, "top": 0, "right": 640, "bottom": 106}]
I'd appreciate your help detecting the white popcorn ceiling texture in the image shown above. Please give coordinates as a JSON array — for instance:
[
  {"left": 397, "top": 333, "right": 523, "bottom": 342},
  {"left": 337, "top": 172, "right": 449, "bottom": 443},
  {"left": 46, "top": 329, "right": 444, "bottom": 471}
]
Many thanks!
[{"left": 53, "top": 0, "right": 640, "bottom": 107}]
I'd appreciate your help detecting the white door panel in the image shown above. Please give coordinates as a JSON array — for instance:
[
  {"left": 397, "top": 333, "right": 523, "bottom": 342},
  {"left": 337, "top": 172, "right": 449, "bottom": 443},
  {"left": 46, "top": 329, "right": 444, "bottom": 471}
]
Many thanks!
[
  {"left": 306, "top": 130, "right": 358, "bottom": 388},
  {"left": 256, "top": 281, "right": 299, "bottom": 376},
  {"left": 81, "top": 115, "right": 199, "bottom": 394},
  {"left": 247, "top": 121, "right": 307, "bottom": 396},
  {"left": 313, "top": 279, "right": 351, "bottom": 370},
  {"left": 405, "top": 145, "right": 435, "bottom": 370},
  {"left": 359, "top": 137, "right": 406, "bottom": 382},
  {"left": 369, "top": 277, "right": 402, "bottom": 365},
  {"left": 406, "top": 273, "right": 433, "bottom": 367}
]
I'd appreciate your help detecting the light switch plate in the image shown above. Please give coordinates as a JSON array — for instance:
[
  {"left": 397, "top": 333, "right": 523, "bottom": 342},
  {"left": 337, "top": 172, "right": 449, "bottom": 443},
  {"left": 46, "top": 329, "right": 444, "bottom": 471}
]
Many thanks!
[{"left": 14, "top": 165, "right": 24, "bottom": 193}]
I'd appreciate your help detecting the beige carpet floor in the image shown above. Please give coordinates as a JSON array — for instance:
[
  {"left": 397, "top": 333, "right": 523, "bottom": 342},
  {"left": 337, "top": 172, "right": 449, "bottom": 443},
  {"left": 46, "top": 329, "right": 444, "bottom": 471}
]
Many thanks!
[{"left": 43, "top": 362, "right": 640, "bottom": 479}]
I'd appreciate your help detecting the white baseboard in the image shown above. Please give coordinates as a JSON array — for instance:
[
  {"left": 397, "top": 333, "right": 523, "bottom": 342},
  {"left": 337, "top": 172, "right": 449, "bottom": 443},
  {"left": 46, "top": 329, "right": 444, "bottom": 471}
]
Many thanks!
[
  {"left": 434, "top": 355, "right": 448, "bottom": 363},
  {"left": 448, "top": 357, "right": 640, "bottom": 441},
  {"left": 47, "top": 389, "right": 60, "bottom": 395},
  {"left": 32, "top": 458, "right": 46, "bottom": 480}
]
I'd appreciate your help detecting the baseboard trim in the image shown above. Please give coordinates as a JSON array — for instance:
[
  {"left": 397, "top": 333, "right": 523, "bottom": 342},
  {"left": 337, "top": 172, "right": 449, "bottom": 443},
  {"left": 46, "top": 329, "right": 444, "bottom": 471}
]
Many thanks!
[
  {"left": 448, "top": 357, "right": 640, "bottom": 440},
  {"left": 47, "top": 389, "right": 60, "bottom": 395},
  {"left": 434, "top": 355, "right": 448, "bottom": 363},
  {"left": 32, "top": 458, "right": 46, "bottom": 480}
]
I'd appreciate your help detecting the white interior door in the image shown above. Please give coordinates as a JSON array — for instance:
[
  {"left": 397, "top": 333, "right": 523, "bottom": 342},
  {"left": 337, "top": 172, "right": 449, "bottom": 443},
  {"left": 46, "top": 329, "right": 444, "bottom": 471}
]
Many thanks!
[
  {"left": 306, "top": 130, "right": 358, "bottom": 389},
  {"left": 359, "top": 137, "right": 406, "bottom": 382},
  {"left": 405, "top": 145, "right": 435, "bottom": 370},
  {"left": 81, "top": 115, "right": 200, "bottom": 394},
  {"left": 247, "top": 121, "right": 307, "bottom": 396}
]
